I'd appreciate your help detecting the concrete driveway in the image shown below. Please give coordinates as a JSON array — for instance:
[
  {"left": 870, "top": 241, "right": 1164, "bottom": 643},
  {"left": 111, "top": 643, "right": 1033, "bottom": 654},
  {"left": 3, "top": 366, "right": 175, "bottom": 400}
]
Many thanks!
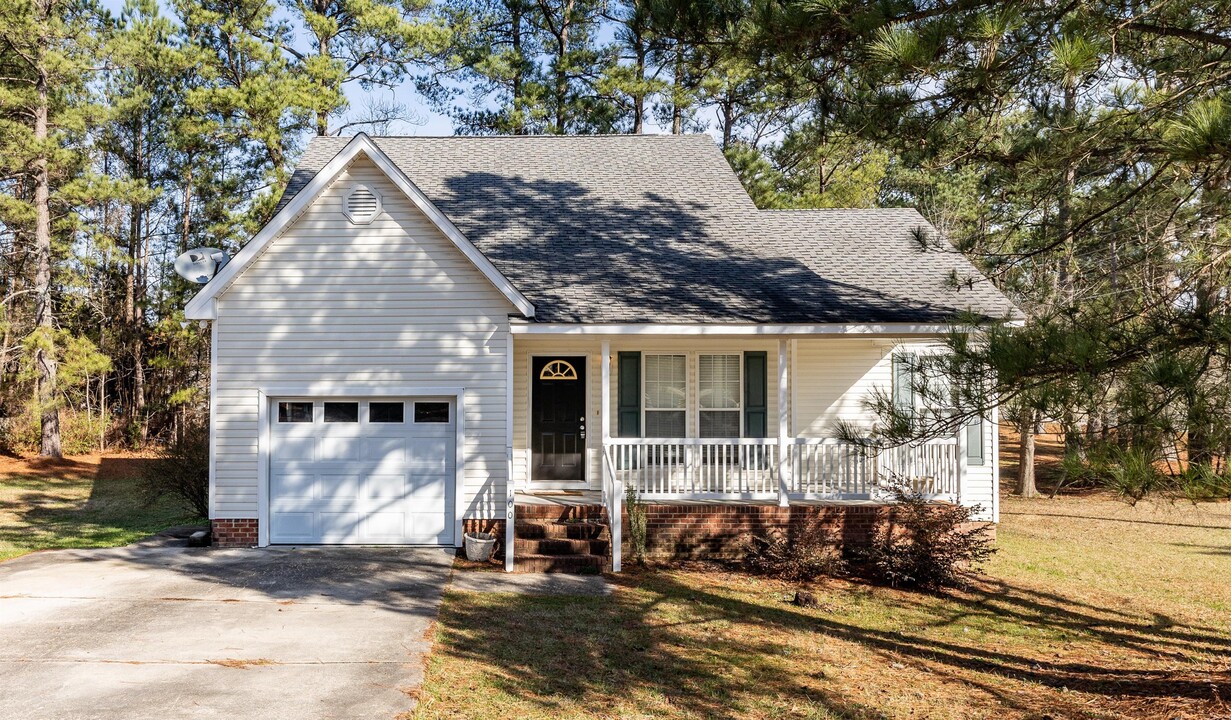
[{"left": 0, "top": 543, "right": 454, "bottom": 720}]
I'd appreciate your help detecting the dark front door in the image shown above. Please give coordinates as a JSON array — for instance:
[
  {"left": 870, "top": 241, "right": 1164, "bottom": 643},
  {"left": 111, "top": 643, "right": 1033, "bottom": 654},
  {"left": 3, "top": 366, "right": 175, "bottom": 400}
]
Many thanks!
[{"left": 532, "top": 356, "right": 587, "bottom": 482}]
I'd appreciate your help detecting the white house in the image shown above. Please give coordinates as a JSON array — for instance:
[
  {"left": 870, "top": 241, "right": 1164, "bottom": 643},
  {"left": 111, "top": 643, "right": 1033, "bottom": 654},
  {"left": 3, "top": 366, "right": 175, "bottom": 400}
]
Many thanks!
[{"left": 185, "top": 133, "right": 1020, "bottom": 572}]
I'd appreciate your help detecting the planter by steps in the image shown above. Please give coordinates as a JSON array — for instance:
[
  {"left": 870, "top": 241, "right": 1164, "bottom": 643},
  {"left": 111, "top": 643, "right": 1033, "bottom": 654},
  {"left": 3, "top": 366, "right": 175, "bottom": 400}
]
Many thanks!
[{"left": 464, "top": 532, "right": 497, "bottom": 562}]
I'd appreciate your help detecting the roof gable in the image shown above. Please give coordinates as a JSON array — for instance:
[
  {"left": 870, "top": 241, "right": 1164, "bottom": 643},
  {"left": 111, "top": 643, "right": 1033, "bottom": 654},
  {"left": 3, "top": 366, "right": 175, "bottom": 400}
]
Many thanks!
[{"left": 184, "top": 133, "right": 535, "bottom": 320}]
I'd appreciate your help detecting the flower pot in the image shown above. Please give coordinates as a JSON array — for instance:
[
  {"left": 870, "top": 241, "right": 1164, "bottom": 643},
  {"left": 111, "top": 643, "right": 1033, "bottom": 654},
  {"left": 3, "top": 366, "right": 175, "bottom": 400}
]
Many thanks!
[{"left": 464, "top": 531, "right": 496, "bottom": 562}]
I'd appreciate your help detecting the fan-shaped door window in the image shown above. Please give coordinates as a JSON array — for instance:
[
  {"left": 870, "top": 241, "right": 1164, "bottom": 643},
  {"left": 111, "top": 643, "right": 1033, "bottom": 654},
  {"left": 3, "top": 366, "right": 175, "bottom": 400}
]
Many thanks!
[{"left": 539, "top": 360, "right": 579, "bottom": 380}]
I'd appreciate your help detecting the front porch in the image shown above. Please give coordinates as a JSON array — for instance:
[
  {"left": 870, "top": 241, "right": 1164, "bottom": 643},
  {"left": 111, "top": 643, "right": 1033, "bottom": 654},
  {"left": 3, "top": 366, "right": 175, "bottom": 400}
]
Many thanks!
[{"left": 497, "top": 330, "right": 996, "bottom": 572}]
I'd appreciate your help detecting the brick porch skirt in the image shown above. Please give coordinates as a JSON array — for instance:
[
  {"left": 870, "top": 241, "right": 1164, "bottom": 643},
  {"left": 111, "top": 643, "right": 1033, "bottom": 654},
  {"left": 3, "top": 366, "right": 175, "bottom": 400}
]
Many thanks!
[{"left": 624, "top": 504, "right": 996, "bottom": 561}]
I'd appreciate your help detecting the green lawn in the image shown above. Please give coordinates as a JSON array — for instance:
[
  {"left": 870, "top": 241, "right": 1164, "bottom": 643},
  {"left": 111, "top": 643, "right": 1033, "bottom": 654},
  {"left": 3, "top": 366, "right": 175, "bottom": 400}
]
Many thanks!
[
  {"left": 416, "top": 494, "right": 1231, "bottom": 719},
  {"left": 0, "top": 454, "right": 201, "bottom": 561}
]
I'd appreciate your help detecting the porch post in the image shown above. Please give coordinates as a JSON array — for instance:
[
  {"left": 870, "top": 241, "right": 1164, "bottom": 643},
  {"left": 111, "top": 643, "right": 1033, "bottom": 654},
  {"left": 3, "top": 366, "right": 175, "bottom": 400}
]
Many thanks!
[
  {"left": 505, "top": 330, "right": 515, "bottom": 572},
  {"left": 601, "top": 340, "right": 621, "bottom": 572},
  {"left": 956, "top": 421, "right": 968, "bottom": 505},
  {"left": 601, "top": 340, "right": 611, "bottom": 442},
  {"left": 777, "top": 338, "right": 790, "bottom": 507}
]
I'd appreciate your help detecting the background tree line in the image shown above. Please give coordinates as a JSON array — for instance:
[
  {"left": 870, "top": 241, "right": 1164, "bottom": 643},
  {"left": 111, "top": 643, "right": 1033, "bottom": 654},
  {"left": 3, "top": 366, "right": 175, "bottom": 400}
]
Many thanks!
[{"left": 1, "top": 0, "right": 1227, "bottom": 500}]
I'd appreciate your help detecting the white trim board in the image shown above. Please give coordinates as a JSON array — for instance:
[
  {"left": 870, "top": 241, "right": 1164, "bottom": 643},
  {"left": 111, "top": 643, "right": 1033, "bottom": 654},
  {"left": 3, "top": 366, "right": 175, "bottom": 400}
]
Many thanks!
[
  {"left": 509, "top": 323, "right": 1001, "bottom": 336},
  {"left": 185, "top": 133, "right": 535, "bottom": 320}
]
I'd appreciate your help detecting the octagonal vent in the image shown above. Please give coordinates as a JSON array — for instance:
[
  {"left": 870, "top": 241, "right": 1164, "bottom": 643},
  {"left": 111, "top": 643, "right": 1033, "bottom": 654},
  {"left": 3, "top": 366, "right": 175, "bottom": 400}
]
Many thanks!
[{"left": 343, "top": 184, "right": 381, "bottom": 224}]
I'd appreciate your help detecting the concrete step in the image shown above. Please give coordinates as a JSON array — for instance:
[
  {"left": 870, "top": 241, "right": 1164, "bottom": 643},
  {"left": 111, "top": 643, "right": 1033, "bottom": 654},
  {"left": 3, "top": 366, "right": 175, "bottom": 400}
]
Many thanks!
[
  {"left": 514, "top": 553, "right": 605, "bottom": 574},
  {"left": 514, "top": 537, "right": 610, "bottom": 556},
  {"left": 515, "top": 521, "right": 608, "bottom": 540}
]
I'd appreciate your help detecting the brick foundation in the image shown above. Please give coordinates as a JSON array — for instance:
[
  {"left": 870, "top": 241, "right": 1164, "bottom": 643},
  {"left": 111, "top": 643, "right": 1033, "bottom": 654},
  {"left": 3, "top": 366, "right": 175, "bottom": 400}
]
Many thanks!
[{"left": 211, "top": 518, "right": 258, "bottom": 547}]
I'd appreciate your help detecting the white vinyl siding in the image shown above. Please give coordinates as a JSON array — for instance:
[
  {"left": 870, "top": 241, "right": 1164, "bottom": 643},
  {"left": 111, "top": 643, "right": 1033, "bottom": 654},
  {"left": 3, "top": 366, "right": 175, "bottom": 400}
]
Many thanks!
[{"left": 211, "top": 157, "right": 517, "bottom": 520}]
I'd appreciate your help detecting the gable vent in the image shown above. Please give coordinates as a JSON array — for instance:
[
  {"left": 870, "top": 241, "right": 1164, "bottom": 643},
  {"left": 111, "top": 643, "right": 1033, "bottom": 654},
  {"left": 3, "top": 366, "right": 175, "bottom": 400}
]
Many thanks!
[{"left": 343, "top": 184, "right": 381, "bottom": 224}]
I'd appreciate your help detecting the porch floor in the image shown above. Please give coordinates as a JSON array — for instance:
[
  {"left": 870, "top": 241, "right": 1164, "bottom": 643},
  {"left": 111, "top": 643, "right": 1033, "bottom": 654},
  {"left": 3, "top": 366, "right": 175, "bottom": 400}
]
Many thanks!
[{"left": 514, "top": 491, "right": 888, "bottom": 507}]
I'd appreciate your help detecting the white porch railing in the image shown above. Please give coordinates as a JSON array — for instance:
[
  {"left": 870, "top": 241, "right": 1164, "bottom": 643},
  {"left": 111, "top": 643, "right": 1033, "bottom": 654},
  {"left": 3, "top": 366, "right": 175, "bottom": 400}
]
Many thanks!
[
  {"left": 600, "top": 435, "right": 964, "bottom": 573},
  {"left": 603, "top": 437, "right": 962, "bottom": 501},
  {"left": 605, "top": 438, "right": 782, "bottom": 499}
]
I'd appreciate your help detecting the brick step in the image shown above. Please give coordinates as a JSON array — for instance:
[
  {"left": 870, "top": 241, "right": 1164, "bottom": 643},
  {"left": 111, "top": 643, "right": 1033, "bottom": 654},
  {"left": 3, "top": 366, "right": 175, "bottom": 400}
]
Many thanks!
[
  {"left": 514, "top": 553, "right": 605, "bottom": 574},
  {"left": 514, "top": 503, "right": 606, "bottom": 522},
  {"left": 515, "top": 521, "right": 608, "bottom": 540},
  {"left": 514, "top": 537, "right": 610, "bottom": 556}
]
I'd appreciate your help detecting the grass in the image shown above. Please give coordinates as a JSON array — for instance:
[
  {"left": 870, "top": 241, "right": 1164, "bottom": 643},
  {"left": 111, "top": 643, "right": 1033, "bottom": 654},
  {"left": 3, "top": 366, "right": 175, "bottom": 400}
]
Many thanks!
[
  {"left": 415, "top": 444, "right": 1231, "bottom": 719},
  {"left": 0, "top": 452, "right": 201, "bottom": 561}
]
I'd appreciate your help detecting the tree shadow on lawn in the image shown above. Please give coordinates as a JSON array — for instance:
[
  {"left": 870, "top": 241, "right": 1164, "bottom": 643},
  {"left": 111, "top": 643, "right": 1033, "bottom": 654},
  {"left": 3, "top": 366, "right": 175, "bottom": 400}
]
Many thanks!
[
  {"left": 0, "top": 456, "right": 196, "bottom": 554},
  {"left": 429, "top": 570, "right": 1231, "bottom": 719}
]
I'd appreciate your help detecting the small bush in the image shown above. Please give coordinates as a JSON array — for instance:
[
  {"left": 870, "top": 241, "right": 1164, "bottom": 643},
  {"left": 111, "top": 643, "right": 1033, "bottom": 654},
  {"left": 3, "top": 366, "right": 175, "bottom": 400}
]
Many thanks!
[
  {"left": 744, "top": 529, "right": 847, "bottom": 582},
  {"left": 1104, "top": 447, "right": 1165, "bottom": 505},
  {"left": 142, "top": 425, "right": 210, "bottom": 519},
  {"left": 851, "top": 485, "right": 995, "bottom": 589},
  {"left": 1177, "top": 463, "right": 1231, "bottom": 502},
  {"left": 626, "top": 484, "right": 648, "bottom": 564}
]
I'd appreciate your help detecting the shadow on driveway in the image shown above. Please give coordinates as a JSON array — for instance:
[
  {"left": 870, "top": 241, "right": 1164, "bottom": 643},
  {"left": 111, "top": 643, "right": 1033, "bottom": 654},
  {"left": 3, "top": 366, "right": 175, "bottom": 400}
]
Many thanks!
[{"left": 0, "top": 544, "right": 454, "bottom": 720}]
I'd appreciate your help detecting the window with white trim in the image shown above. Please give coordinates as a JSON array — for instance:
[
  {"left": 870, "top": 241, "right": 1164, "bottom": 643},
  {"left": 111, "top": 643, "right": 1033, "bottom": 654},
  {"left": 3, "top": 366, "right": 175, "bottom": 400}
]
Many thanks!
[
  {"left": 643, "top": 354, "right": 686, "bottom": 437},
  {"left": 699, "top": 354, "right": 741, "bottom": 437}
]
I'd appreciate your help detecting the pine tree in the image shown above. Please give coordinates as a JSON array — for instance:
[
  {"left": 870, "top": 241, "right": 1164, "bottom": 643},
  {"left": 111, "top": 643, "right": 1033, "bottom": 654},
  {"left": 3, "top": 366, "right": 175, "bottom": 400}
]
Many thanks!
[
  {"left": 0, "top": 0, "right": 100, "bottom": 456},
  {"left": 277, "top": 0, "right": 448, "bottom": 135}
]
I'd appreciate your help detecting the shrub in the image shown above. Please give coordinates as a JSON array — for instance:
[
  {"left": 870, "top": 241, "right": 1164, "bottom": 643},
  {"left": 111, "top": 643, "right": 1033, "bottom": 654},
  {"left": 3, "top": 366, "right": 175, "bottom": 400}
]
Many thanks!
[
  {"left": 1, "top": 408, "right": 109, "bottom": 455},
  {"left": 626, "top": 484, "right": 648, "bottom": 564},
  {"left": 744, "top": 528, "right": 847, "bottom": 582},
  {"left": 1177, "top": 463, "right": 1231, "bottom": 503},
  {"left": 851, "top": 485, "right": 995, "bottom": 589},
  {"left": 142, "top": 425, "right": 210, "bottom": 519},
  {"left": 1103, "top": 447, "right": 1165, "bottom": 505}
]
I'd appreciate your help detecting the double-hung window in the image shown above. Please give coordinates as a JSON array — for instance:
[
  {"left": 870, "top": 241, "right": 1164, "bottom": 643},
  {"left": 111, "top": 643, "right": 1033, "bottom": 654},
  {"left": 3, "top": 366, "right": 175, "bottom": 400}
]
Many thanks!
[
  {"left": 643, "top": 354, "right": 686, "bottom": 437},
  {"left": 699, "top": 354, "right": 741, "bottom": 437}
]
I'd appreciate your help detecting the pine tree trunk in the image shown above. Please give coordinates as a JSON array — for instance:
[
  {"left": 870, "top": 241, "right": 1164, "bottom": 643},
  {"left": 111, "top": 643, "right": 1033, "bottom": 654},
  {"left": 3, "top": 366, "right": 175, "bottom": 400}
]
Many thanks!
[
  {"left": 511, "top": 1, "right": 524, "bottom": 134},
  {"left": 552, "top": 0, "right": 573, "bottom": 134},
  {"left": 33, "top": 6, "right": 61, "bottom": 458},
  {"left": 316, "top": 25, "right": 331, "bottom": 136},
  {"left": 671, "top": 48, "right": 683, "bottom": 134},
  {"left": 1016, "top": 413, "right": 1038, "bottom": 497},
  {"left": 721, "top": 94, "right": 733, "bottom": 149},
  {"left": 632, "top": 44, "right": 645, "bottom": 134}
]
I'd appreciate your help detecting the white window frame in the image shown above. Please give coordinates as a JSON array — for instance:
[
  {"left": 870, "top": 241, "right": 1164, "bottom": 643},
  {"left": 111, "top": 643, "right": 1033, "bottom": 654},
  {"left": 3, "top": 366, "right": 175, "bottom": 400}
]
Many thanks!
[
  {"left": 642, "top": 354, "right": 687, "bottom": 439},
  {"left": 697, "top": 353, "right": 743, "bottom": 438}
]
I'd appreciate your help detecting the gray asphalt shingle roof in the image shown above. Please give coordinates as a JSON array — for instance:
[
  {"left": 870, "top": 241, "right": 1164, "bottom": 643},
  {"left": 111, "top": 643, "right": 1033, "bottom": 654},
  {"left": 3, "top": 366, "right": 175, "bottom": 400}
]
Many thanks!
[{"left": 277, "top": 134, "right": 1020, "bottom": 324}]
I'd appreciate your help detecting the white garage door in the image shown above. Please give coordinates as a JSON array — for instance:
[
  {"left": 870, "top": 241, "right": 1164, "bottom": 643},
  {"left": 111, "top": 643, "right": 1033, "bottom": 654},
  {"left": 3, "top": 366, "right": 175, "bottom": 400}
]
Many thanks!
[{"left": 268, "top": 397, "right": 455, "bottom": 545}]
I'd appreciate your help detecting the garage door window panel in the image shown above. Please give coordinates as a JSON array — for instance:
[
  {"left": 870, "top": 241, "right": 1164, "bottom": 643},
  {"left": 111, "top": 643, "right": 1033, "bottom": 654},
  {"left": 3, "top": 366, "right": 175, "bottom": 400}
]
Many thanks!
[
  {"left": 324, "top": 402, "right": 359, "bottom": 423},
  {"left": 370, "top": 402, "right": 404, "bottom": 423},
  {"left": 414, "top": 402, "right": 450, "bottom": 423},
  {"left": 278, "top": 401, "right": 313, "bottom": 423}
]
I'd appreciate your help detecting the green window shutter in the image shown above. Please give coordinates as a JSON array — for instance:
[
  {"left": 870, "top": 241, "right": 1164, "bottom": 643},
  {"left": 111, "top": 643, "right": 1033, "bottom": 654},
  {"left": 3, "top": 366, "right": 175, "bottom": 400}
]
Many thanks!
[
  {"left": 744, "top": 351, "right": 768, "bottom": 437},
  {"left": 617, "top": 352, "right": 641, "bottom": 437},
  {"left": 892, "top": 353, "right": 915, "bottom": 413},
  {"left": 966, "top": 416, "right": 985, "bottom": 465}
]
